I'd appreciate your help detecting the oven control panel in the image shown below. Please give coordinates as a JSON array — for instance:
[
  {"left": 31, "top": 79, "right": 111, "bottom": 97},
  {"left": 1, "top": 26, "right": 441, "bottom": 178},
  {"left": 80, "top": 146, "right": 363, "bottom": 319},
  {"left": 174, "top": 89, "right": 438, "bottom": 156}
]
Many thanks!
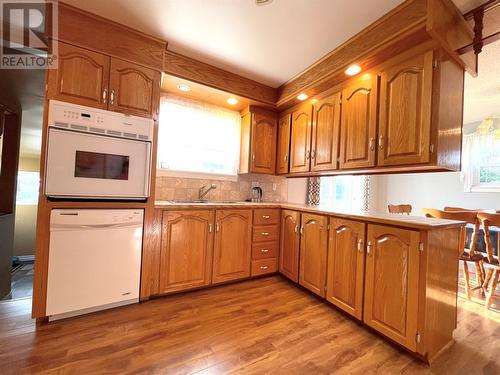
[{"left": 48, "top": 100, "right": 154, "bottom": 142}]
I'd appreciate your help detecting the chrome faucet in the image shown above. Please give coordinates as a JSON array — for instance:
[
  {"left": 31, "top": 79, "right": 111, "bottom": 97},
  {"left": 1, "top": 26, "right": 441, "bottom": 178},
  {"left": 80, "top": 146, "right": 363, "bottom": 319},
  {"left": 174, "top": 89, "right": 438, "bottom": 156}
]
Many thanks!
[{"left": 199, "top": 184, "right": 217, "bottom": 200}]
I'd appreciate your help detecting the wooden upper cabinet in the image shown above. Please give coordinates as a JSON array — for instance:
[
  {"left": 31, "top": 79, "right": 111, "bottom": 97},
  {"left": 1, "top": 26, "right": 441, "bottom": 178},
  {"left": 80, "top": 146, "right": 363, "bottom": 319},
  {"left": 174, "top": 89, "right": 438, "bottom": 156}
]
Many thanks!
[
  {"left": 326, "top": 218, "right": 365, "bottom": 320},
  {"left": 109, "top": 58, "right": 160, "bottom": 118},
  {"left": 276, "top": 113, "right": 291, "bottom": 175},
  {"left": 290, "top": 103, "right": 313, "bottom": 173},
  {"left": 250, "top": 111, "right": 277, "bottom": 174},
  {"left": 299, "top": 213, "right": 328, "bottom": 297},
  {"left": 159, "top": 210, "right": 214, "bottom": 293},
  {"left": 279, "top": 210, "right": 300, "bottom": 282},
  {"left": 363, "top": 224, "right": 420, "bottom": 351},
  {"left": 47, "top": 42, "right": 109, "bottom": 109},
  {"left": 212, "top": 209, "right": 252, "bottom": 284},
  {"left": 239, "top": 108, "right": 277, "bottom": 175},
  {"left": 378, "top": 51, "right": 433, "bottom": 166},
  {"left": 339, "top": 74, "right": 378, "bottom": 169},
  {"left": 311, "top": 91, "right": 341, "bottom": 171}
]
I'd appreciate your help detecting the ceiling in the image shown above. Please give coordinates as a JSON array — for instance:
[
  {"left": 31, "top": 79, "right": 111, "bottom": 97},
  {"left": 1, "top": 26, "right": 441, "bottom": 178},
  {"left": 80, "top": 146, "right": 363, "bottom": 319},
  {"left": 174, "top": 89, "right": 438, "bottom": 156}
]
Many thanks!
[
  {"left": 463, "top": 39, "right": 500, "bottom": 124},
  {"left": 60, "top": 0, "right": 482, "bottom": 88}
]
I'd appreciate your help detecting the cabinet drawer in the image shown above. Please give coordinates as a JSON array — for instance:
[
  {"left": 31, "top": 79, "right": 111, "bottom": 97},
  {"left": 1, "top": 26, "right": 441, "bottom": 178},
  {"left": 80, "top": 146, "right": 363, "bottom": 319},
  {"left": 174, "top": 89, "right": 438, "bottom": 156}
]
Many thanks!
[
  {"left": 251, "top": 258, "right": 277, "bottom": 276},
  {"left": 253, "top": 209, "right": 280, "bottom": 225},
  {"left": 253, "top": 225, "right": 279, "bottom": 242},
  {"left": 252, "top": 241, "right": 278, "bottom": 260}
]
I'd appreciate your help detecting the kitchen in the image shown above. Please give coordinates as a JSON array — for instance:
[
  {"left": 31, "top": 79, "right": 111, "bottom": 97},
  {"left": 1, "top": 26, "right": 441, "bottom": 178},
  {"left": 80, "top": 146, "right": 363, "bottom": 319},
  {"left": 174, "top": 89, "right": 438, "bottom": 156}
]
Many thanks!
[{"left": 0, "top": 0, "right": 500, "bottom": 373}]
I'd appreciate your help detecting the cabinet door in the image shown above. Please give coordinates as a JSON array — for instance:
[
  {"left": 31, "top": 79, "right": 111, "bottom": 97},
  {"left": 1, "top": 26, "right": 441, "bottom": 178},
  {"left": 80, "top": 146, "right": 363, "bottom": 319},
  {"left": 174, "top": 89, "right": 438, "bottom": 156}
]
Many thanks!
[
  {"left": 290, "top": 103, "right": 312, "bottom": 173},
  {"left": 326, "top": 218, "right": 365, "bottom": 320},
  {"left": 159, "top": 210, "right": 214, "bottom": 293},
  {"left": 47, "top": 42, "right": 109, "bottom": 109},
  {"left": 276, "top": 113, "right": 291, "bottom": 175},
  {"left": 279, "top": 210, "right": 300, "bottom": 282},
  {"left": 250, "top": 112, "right": 277, "bottom": 174},
  {"left": 378, "top": 51, "right": 433, "bottom": 166},
  {"left": 339, "top": 75, "right": 377, "bottom": 169},
  {"left": 311, "top": 91, "right": 341, "bottom": 171},
  {"left": 364, "top": 224, "right": 420, "bottom": 351},
  {"left": 109, "top": 58, "right": 160, "bottom": 118},
  {"left": 299, "top": 213, "right": 328, "bottom": 297},
  {"left": 213, "top": 209, "right": 252, "bottom": 284}
]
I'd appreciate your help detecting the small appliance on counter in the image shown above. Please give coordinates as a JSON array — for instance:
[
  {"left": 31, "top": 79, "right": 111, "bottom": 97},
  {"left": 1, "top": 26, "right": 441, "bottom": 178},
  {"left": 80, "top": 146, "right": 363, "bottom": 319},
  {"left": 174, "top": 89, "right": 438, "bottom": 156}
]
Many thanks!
[
  {"left": 46, "top": 209, "right": 144, "bottom": 320},
  {"left": 251, "top": 186, "right": 263, "bottom": 202},
  {"left": 45, "top": 100, "right": 153, "bottom": 200}
]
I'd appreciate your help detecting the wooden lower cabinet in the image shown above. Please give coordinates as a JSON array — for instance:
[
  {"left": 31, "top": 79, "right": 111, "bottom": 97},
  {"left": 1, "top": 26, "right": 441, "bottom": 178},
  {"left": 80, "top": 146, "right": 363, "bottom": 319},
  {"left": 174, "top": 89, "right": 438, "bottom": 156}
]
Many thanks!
[
  {"left": 212, "top": 209, "right": 252, "bottom": 284},
  {"left": 279, "top": 210, "right": 300, "bottom": 282},
  {"left": 363, "top": 224, "right": 420, "bottom": 351},
  {"left": 159, "top": 210, "right": 214, "bottom": 293},
  {"left": 299, "top": 213, "right": 328, "bottom": 297},
  {"left": 326, "top": 218, "right": 365, "bottom": 320}
]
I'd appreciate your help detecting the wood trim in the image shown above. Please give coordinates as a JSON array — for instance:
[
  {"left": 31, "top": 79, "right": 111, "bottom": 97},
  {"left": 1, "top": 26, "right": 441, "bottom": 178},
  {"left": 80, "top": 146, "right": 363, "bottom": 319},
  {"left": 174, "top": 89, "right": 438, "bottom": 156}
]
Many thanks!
[
  {"left": 56, "top": 2, "right": 166, "bottom": 71},
  {"left": 426, "top": 0, "right": 476, "bottom": 75},
  {"left": 462, "top": 1, "right": 500, "bottom": 51},
  {"left": 0, "top": 112, "right": 21, "bottom": 215},
  {"left": 164, "top": 50, "right": 278, "bottom": 106}
]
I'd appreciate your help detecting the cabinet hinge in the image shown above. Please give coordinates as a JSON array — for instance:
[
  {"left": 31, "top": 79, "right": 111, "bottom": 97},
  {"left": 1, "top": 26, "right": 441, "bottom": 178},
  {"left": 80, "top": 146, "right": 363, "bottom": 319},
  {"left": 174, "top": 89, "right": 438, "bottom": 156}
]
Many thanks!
[
  {"left": 429, "top": 144, "right": 434, "bottom": 153},
  {"left": 416, "top": 332, "right": 422, "bottom": 344},
  {"left": 419, "top": 242, "right": 424, "bottom": 253},
  {"left": 327, "top": 224, "right": 330, "bottom": 231}
]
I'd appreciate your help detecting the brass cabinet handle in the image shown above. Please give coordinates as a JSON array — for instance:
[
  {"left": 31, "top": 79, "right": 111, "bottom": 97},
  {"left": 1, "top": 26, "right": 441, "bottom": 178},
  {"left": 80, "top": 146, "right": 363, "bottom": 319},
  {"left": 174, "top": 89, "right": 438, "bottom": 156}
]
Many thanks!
[
  {"left": 367, "top": 241, "right": 373, "bottom": 256},
  {"left": 379, "top": 135, "right": 384, "bottom": 150},
  {"left": 300, "top": 226, "right": 304, "bottom": 235},
  {"left": 261, "top": 232, "right": 270, "bottom": 236},
  {"left": 260, "top": 266, "right": 269, "bottom": 270},
  {"left": 261, "top": 249, "right": 269, "bottom": 253},
  {"left": 102, "top": 89, "right": 107, "bottom": 104},
  {"left": 216, "top": 223, "right": 220, "bottom": 232},
  {"left": 284, "top": 154, "right": 288, "bottom": 161},
  {"left": 357, "top": 238, "right": 364, "bottom": 253},
  {"left": 369, "top": 137, "right": 375, "bottom": 151},
  {"left": 306, "top": 150, "right": 311, "bottom": 160},
  {"left": 252, "top": 153, "right": 255, "bottom": 161},
  {"left": 311, "top": 150, "right": 316, "bottom": 159},
  {"left": 209, "top": 224, "right": 212, "bottom": 233},
  {"left": 110, "top": 89, "right": 115, "bottom": 105},
  {"left": 294, "top": 225, "right": 298, "bottom": 233},
  {"left": 262, "top": 215, "right": 270, "bottom": 219}
]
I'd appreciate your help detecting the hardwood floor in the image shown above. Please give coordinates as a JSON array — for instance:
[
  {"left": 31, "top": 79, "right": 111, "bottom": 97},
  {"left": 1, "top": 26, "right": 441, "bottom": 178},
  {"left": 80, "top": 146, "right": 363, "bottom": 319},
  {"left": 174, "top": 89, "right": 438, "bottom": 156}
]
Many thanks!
[{"left": 1, "top": 275, "right": 499, "bottom": 374}]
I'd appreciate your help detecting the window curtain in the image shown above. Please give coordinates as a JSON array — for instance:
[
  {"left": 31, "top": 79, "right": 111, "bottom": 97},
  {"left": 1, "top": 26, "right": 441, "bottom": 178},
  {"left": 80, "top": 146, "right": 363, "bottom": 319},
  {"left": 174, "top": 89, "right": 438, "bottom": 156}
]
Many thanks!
[{"left": 461, "top": 133, "right": 500, "bottom": 191}]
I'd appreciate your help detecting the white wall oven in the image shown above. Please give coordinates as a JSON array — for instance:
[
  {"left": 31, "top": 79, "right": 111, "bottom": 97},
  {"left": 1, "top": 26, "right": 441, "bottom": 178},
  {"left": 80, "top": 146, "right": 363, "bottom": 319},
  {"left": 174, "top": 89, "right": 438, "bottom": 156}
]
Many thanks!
[{"left": 45, "top": 101, "right": 153, "bottom": 199}]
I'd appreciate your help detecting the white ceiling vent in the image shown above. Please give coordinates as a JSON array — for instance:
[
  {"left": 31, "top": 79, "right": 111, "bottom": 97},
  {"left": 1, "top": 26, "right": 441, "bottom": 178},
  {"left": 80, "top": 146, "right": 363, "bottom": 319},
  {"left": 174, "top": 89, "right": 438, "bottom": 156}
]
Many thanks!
[{"left": 256, "top": 0, "right": 273, "bottom": 6}]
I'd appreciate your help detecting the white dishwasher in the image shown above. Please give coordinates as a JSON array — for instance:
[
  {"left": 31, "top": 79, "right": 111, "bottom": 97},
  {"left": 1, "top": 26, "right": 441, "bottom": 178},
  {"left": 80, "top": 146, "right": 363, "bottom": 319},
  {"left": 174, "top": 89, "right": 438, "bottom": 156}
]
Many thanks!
[{"left": 46, "top": 209, "right": 143, "bottom": 320}]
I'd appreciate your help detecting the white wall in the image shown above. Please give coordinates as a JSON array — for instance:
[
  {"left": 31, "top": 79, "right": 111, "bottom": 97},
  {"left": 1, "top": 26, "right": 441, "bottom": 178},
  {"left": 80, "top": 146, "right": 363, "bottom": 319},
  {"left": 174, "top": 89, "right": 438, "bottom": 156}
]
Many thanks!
[{"left": 374, "top": 172, "right": 500, "bottom": 216}]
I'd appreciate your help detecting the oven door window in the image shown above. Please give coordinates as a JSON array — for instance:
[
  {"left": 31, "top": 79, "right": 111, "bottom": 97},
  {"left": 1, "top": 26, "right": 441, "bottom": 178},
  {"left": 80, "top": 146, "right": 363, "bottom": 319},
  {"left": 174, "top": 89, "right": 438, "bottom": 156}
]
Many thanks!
[{"left": 75, "top": 151, "right": 130, "bottom": 180}]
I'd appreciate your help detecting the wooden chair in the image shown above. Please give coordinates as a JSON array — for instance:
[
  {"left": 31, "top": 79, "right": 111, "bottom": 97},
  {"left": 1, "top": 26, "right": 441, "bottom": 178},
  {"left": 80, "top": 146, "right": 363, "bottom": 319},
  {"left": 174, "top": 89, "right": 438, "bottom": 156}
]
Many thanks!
[
  {"left": 477, "top": 212, "right": 500, "bottom": 309},
  {"left": 422, "top": 208, "right": 484, "bottom": 300},
  {"left": 387, "top": 204, "right": 412, "bottom": 215}
]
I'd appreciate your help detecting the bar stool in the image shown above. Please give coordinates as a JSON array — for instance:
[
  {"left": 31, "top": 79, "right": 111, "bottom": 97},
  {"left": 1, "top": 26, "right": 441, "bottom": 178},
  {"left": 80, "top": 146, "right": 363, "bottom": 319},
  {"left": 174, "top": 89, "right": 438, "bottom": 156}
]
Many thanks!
[
  {"left": 477, "top": 212, "right": 500, "bottom": 309},
  {"left": 422, "top": 208, "right": 484, "bottom": 300},
  {"left": 387, "top": 204, "right": 412, "bottom": 215}
]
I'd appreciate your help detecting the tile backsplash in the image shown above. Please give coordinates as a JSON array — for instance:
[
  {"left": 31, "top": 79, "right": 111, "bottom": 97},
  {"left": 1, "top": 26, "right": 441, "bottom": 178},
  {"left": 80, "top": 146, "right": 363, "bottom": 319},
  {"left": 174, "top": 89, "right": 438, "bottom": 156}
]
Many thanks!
[{"left": 155, "top": 174, "right": 287, "bottom": 202}]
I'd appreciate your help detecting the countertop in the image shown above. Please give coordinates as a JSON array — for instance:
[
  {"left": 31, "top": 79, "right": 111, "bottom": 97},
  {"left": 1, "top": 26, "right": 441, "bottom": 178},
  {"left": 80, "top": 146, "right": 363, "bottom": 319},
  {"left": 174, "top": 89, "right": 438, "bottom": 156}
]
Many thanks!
[{"left": 155, "top": 201, "right": 465, "bottom": 230}]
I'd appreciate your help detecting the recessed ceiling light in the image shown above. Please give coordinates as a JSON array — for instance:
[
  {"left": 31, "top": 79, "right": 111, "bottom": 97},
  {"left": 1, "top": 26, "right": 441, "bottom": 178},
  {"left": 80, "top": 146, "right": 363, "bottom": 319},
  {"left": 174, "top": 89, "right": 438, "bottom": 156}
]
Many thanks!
[
  {"left": 176, "top": 84, "right": 191, "bottom": 92},
  {"left": 227, "top": 97, "right": 238, "bottom": 105},
  {"left": 345, "top": 64, "right": 362, "bottom": 76},
  {"left": 297, "top": 93, "right": 308, "bottom": 101}
]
